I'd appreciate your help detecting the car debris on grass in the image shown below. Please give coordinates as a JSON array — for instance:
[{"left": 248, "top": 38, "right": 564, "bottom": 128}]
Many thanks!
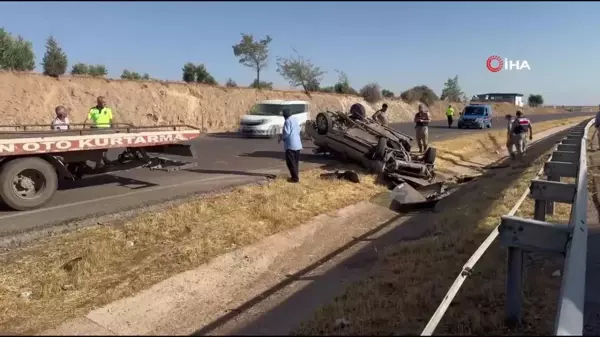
[
  {"left": 294, "top": 125, "right": 583, "bottom": 336},
  {"left": 0, "top": 115, "right": 589, "bottom": 334}
]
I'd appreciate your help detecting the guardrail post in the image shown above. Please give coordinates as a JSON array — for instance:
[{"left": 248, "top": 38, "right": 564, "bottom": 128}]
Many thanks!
[
  {"left": 546, "top": 174, "right": 560, "bottom": 215},
  {"left": 505, "top": 246, "right": 524, "bottom": 327}
]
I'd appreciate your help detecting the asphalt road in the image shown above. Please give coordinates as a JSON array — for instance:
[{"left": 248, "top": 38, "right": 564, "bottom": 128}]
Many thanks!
[{"left": 0, "top": 112, "right": 593, "bottom": 236}]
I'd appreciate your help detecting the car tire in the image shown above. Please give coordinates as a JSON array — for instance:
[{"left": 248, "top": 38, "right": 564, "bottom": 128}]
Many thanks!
[
  {"left": 0, "top": 157, "right": 58, "bottom": 211},
  {"left": 349, "top": 103, "right": 367, "bottom": 120},
  {"left": 458, "top": 124, "right": 463, "bottom": 129},
  {"left": 316, "top": 112, "right": 333, "bottom": 135},
  {"left": 423, "top": 147, "right": 437, "bottom": 165}
]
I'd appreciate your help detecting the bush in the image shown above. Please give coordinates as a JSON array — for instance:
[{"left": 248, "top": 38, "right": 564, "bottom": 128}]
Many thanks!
[
  {"left": 88, "top": 64, "right": 107, "bottom": 77},
  {"left": 250, "top": 79, "right": 273, "bottom": 90},
  {"left": 70, "top": 63, "right": 88, "bottom": 75},
  {"left": 121, "top": 69, "right": 150, "bottom": 80},
  {"left": 319, "top": 86, "right": 335, "bottom": 93},
  {"left": 70, "top": 63, "right": 106, "bottom": 77},
  {"left": 42, "top": 36, "right": 68, "bottom": 78},
  {"left": 359, "top": 83, "right": 383, "bottom": 103},
  {"left": 400, "top": 85, "right": 439, "bottom": 106},
  {"left": 225, "top": 78, "right": 237, "bottom": 87},
  {"left": 382, "top": 89, "right": 394, "bottom": 98},
  {"left": 181, "top": 62, "right": 217, "bottom": 85},
  {"left": 0, "top": 28, "right": 35, "bottom": 71}
]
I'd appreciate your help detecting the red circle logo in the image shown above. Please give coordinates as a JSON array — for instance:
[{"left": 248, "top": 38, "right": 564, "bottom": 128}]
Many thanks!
[{"left": 486, "top": 55, "right": 503, "bottom": 72}]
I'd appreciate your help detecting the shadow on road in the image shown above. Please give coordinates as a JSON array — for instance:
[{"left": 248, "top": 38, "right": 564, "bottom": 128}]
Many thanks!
[
  {"left": 58, "top": 174, "right": 158, "bottom": 191},
  {"left": 207, "top": 132, "right": 269, "bottom": 139},
  {"left": 189, "top": 123, "right": 581, "bottom": 336},
  {"left": 185, "top": 168, "right": 278, "bottom": 179},
  {"left": 239, "top": 151, "right": 338, "bottom": 167}
]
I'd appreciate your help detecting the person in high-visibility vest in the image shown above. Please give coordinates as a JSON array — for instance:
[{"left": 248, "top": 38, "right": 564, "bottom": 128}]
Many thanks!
[
  {"left": 446, "top": 104, "right": 455, "bottom": 128},
  {"left": 84, "top": 96, "right": 113, "bottom": 128}
]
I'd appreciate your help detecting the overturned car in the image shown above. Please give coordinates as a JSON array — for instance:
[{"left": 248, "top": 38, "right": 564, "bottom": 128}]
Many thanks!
[{"left": 305, "top": 103, "right": 437, "bottom": 184}]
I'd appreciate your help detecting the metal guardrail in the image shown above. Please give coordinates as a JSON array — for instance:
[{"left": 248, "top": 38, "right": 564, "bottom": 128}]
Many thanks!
[
  {"left": 498, "top": 118, "right": 594, "bottom": 335},
  {"left": 421, "top": 119, "right": 594, "bottom": 336}
]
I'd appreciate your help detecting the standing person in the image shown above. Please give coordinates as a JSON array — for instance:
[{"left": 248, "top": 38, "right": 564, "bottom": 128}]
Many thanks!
[
  {"left": 279, "top": 108, "right": 303, "bottom": 183},
  {"left": 505, "top": 114, "right": 515, "bottom": 158},
  {"left": 446, "top": 104, "right": 455, "bottom": 128},
  {"left": 594, "top": 104, "right": 600, "bottom": 149},
  {"left": 510, "top": 110, "right": 533, "bottom": 158},
  {"left": 84, "top": 96, "right": 113, "bottom": 128},
  {"left": 51, "top": 105, "right": 70, "bottom": 131},
  {"left": 371, "top": 103, "right": 389, "bottom": 127},
  {"left": 414, "top": 104, "right": 431, "bottom": 153}
]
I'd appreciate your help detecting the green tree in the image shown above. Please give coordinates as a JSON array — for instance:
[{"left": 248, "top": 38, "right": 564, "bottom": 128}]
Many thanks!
[
  {"left": 232, "top": 33, "right": 272, "bottom": 89},
  {"left": 0, "top": 28, "right": 36, "bottom": 71},
  {"left": 440, "top": 75, "right": 464, "bottom": 102},
  {"left": 382, "top": 89, "right": 394, "bottom": 98},
  {"left": 359, "top": 83, "right": 383, "bottom": 103},
  {"left": 41, "top": 36, "right": 68, "bottom": 78},
  {"left": 249, "top": 79, "right": 273, "bottom": 90},
  {"left": 276, "top": 50, "right": 325, "bottom": 94},
  {"left": 194, "top": 64, "right": 217, "bottom": 85},
  {"left": 182, "top": 62, "right": 196, "bottom": 83},
  {"left": 70, "top": 62, "right": 88, "bottom": 75},
  {"left": 527, "top": 94, "right": 544, "bottom": 107},
  {"left": 225, "top": 78, "right": 237, "bottom": 87},
  {"left": 319, "top": 86, "right": 335, "bottom": 93},
  {"left": 142, "top": 73, "right": 150, "bottom": 80}
]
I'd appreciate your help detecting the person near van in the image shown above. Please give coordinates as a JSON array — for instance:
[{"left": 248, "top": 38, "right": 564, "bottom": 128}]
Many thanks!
[
  {"left": 594, "top": 104, "right": 600, "bottom": 148},
  {"left": 414, "top": 104, "right": 431, "bottom": 153},
  {"left": 84, "top": 96, "right": 113, "bottom": 128},
  {"left": 505, "top": 114, "right": 515, "bottom": 156},
  {"left": 509, "top": 110, "right": 533, "bottom": 158},
  {"left": 446, "top": 105, "right": 455, "bottom": 128},
  {"left": 51, "top": 105, "right": 70, "bottom": 131},
  {"left": 279, "top": 108, "right": 303, "bottom": 183},
  {"left": 372, "top": 103, "right": 389, "bottom": 126}
]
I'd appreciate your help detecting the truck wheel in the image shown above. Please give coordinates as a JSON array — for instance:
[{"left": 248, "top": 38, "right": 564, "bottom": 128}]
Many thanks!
[
  {"left": 0, "top": 157, "right": 58, "bottom": 211},
  {"left": 315, "top": 112, "right": 333, "bottom": 135}
]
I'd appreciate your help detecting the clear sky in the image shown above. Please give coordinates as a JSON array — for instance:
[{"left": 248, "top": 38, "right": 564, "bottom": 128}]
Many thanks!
[{"left": 0, "top": 1, "right": 598, "bottom": 105}]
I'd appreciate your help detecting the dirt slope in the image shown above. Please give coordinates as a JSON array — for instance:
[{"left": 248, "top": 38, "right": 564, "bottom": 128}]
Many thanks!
[{"left": 0, "top": 72, "right": 566, "bottom": 132}]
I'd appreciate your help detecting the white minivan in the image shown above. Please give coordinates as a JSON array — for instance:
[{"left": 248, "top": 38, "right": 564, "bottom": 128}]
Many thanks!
[{"left": 238, "top": 100, "right": 310, "bottom": 138}]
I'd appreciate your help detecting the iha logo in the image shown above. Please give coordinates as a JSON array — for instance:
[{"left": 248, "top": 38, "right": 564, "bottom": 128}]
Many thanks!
[{"left": 486, "top": 55, "right": 531, "bottom": 72}]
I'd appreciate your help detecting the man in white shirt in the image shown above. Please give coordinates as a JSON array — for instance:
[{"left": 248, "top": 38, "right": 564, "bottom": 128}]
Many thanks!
[{"left": 51, "top": 106, "right": 70, "bottom": 131}]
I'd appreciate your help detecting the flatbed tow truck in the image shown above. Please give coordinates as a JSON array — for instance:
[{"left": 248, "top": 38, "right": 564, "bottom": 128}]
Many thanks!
[{"left": 0, "top": 123, "right": 202, "bottom": 211}]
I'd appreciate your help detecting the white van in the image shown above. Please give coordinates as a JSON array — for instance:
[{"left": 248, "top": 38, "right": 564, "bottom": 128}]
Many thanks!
[{"left": 238, "top": 100, "right": 310, "bottom": 138}]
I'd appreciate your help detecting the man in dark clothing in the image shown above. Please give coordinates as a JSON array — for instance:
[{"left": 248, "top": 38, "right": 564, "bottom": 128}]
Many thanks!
[{"left": 279, "top": 108, "right": 303, "bottom": 183}]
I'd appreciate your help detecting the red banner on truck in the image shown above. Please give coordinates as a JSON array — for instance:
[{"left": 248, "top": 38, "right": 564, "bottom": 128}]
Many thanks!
[{"left": 0, "top": 130, "right": 201, "bottom": 156}]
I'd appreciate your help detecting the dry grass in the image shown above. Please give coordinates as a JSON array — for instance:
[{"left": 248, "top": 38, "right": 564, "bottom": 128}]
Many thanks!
[
  {"left": 0, "top": 116, "right": 587, "bottom": 335},
  {"left": 0, "top": 168, "right": 388, "bottom": 334},
  {"left": 294, "top": 126, "right": 584, "bottom": 335}
]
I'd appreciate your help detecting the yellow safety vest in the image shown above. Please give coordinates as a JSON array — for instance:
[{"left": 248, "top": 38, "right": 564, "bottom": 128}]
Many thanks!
[
  {"left": 446, "top": 108, "right": 455, "bottom": 117},
  {"left": 88, "top": 107, "right": 113, "bottom": 127}
]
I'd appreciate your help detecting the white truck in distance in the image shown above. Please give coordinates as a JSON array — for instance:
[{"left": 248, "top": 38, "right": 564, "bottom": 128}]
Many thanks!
[{"left": 238, "top": 100, "right": 309, "bottom": 138}]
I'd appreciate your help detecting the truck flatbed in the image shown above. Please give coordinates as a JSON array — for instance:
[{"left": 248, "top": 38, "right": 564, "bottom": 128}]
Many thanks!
[{"left": 0, "top": 124, "right": 203, "bottom": 211}]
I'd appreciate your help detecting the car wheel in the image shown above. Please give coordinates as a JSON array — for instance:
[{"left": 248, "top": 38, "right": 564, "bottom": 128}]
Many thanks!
[
  {"left": 315, "top": 112, "right": 333, "bottom": 135},
  {"left": 0, "top": 157, "right": 58, "bottom": 211},
  {"left": 423, "top": 147, "right": 437, "bottom": 165}
]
